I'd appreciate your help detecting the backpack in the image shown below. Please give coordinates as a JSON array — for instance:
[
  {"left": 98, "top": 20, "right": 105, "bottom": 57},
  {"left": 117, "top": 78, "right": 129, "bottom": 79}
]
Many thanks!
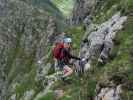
[{"left": 53, "top": 43, "right": 64, "bottom": 60}]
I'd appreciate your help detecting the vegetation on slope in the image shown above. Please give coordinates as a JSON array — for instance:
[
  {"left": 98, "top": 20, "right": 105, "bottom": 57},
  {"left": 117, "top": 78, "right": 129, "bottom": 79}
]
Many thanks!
[
  {"left": 5, "top": 0, "right": 132, "bottom": 100},
  {"left": 2, "top": 0, "right": 65, "bottom": 99},
  {"left": 41, "top": 0, "right": 133, "bottom": 100},
  {"left": 52, "top": 0, "right": 75, "bottom": 17},
  {"left": 93, "top": 0, "right": 133, "bottom": 23}
]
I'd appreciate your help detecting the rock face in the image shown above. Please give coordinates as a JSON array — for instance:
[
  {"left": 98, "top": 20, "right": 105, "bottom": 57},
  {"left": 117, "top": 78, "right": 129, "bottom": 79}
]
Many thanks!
[
  {"left": 0, "top": 0, "right": 132, "bottom": 100},
  {"left": 0, "top": 0, "right": 65, "bottom": 99},
  {"left": 72, "top": 0, "right": 97, "bottom": 24},
  {"left": 34, "top": 71, "right": 63, "bottom": 100},
  {"left": 95, "top": 84, "right": 122, "bottom": 100},
  {"left": 95, "top": 73, "right": 129, "bottom": 100},
  {"left": 80, "top": 12, "right": 127, "bottom": 68}
]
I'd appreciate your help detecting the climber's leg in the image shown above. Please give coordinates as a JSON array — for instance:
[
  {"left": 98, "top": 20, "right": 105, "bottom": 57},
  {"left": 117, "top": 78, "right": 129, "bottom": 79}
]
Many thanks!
[{"left": 63, "top": 65, "right": 73, "bottom": 77}]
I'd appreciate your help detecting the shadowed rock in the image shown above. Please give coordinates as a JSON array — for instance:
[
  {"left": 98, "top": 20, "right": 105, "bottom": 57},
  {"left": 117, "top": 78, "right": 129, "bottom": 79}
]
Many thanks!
[{"left": 80, "top": 12, "right": 127, "bottom": 69}]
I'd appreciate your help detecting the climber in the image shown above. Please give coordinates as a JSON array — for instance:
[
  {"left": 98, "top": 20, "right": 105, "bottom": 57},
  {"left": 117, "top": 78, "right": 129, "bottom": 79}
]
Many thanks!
[{"left": 53, "top": 37, "right": 81, "bottom": 81}]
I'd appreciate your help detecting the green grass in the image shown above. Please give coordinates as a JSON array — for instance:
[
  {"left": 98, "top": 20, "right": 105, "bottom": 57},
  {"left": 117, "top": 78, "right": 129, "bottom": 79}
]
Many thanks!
[
  {"left": 14, "top": 64, "right": 37, "bottom": 99},
  {"left": 94, "top": 0, "right": 133, "bottom": 24},
  {"left": 65, "top": 25, "right": 85, "bottom": 54},
  {"left": 38, "top": 91, "right": 55, "bottom": 100},
  {"left": 53, "top": 0, "right": 75, "bottom": 17},
  {"left": 31, "top": 0, "right": 64, "bottom": 19}
]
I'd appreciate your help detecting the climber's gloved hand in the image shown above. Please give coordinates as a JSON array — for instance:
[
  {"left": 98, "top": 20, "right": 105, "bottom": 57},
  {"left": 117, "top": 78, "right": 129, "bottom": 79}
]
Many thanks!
[
  {"left": 81, "top": 58, "right": 86, "bottom": 62},
  {"left": 80, "top": 57, "right": 90, "bottom": 62},
  {"left": 37, "top": 60, "right": 42, "bottom": 64}
]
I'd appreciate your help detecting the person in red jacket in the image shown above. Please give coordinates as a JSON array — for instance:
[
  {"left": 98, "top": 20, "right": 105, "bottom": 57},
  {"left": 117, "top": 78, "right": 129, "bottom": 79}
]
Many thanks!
[{"left": 53, "top": 37, "right": 81, "bottom": 81}]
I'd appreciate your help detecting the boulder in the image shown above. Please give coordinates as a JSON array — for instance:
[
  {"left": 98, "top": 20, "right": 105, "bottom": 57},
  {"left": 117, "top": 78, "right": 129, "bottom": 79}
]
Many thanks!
[{"left": 80, "top": 12, "right": 127, "bottom": 67}]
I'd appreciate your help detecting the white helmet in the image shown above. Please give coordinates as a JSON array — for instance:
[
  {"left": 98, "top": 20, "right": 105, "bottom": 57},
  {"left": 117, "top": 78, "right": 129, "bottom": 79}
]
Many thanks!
[{"left": 63, "top": 37, "right": 72, "bottom": 43}]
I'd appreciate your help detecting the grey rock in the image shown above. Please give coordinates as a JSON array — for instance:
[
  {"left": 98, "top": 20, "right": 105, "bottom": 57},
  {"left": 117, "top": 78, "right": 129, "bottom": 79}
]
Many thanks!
[
  {"left": 80, "top": 12, "right": 127, "bottom": 68},
  {"left": 0, "top": 0, "right": 64, "bottom": 99},
  {"left": 72, "top": 0, "right": 97, "bottom": 24},
  {"left": 95, "top": 83, "right": 122, "bottom": 100}
]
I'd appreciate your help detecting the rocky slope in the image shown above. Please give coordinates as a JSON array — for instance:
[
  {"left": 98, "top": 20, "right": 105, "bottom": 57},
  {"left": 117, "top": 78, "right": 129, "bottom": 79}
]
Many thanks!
[
  {"left": 72, "top": 0, "right": 97, "bottom": 24},
  {"left": 49, "top": 0, "right": 133, "bottom": 100},
  {"left": 0, "top": 0, "right": 65, "bottom": 100},
  {"left": 0, "top": 0, "right": 133, "bottom": 100}
]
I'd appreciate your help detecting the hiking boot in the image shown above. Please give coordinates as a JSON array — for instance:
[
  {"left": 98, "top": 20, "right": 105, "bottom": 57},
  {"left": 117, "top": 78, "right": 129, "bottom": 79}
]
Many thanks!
[{"left": 61, "top": 77, "right": 72, "bottom": 84}]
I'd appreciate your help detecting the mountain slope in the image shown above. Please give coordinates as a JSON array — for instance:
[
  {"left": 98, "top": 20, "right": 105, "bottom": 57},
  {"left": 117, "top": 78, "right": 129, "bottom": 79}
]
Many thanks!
[
  {"left": 43, "top": 0, "right": 133, "bottom": 100},
  {"left": 0, "top": 0, "right": 65, "bottom": 100},
  {"left": 0, "top": 0, "right": 132, "bottom": 100}
]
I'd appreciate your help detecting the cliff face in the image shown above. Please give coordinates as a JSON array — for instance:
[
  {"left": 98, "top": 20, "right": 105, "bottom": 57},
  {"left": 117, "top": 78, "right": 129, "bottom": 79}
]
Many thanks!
[
  {"left": 72, "top": 0, "right": 97, "bottom": 24},
  {"left": 0, "top": 0, "right": 65, "bottom": 99},
  {"left": 0, "top": 0, "right": 133, "bottom": 100}
]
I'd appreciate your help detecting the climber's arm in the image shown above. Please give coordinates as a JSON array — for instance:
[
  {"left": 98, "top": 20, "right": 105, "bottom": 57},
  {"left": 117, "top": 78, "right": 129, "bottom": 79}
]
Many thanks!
[{"left": 66, "top": 50, "right": 81, "bottom": 60}]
